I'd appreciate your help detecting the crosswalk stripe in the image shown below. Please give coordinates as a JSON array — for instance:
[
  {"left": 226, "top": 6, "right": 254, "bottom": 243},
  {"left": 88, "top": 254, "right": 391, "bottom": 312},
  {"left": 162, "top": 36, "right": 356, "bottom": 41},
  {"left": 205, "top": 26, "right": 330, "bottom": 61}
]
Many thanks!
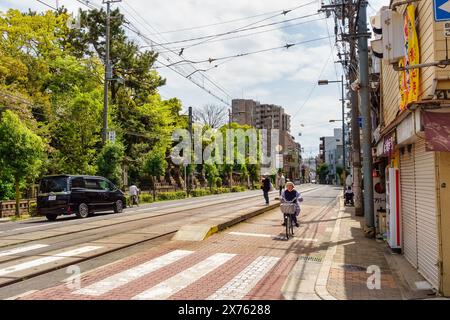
[
  {"left": 0, "top": 246, "right": 102, "bottom": 277},
  {"left": 74, "top": 250, "right": 194, "bottom": 296},
  {"left": 0, "top": 244, "right": 49, "bottom": 257},
  {"left": 208, "top": 256, "right": 279, "bottom": 300},
  {"left": 132, "top": 253, "right": 236, "bottom": 300}
]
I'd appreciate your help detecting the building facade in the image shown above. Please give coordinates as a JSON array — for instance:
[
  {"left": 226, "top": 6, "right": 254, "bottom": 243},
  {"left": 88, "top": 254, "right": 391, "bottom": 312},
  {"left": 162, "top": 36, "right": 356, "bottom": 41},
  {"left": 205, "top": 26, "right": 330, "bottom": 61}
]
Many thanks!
[
  {"left": 231, "top": 99, "right": 300, "bottom": 180},
  {"left": 372, "top": 0, "right": 450, "bottom": 295}
]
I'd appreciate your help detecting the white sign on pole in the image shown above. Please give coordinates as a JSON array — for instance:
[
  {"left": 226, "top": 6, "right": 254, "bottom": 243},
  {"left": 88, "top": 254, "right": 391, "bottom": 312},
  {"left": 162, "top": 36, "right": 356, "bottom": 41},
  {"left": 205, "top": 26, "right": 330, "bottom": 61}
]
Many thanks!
[
  {"left": 108, "top": 131, "right": 116, "bottom": 142},
  {"left": 445, "top": 22, "right": 450, "bottom": 37}
]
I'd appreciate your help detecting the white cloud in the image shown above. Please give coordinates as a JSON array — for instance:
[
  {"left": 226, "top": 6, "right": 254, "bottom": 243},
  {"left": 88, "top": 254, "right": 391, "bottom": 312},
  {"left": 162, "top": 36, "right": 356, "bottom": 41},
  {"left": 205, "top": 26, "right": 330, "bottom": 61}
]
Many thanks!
[{"left": 1, "top": 0, "right": 390, "bottom": 156}]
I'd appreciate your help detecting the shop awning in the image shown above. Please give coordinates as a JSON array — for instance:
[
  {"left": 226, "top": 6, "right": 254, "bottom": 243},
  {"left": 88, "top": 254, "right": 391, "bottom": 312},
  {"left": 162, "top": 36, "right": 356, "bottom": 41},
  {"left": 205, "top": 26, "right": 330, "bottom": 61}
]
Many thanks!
[{"left": 423, "top": 111, "right": 450, "bottom": 152}]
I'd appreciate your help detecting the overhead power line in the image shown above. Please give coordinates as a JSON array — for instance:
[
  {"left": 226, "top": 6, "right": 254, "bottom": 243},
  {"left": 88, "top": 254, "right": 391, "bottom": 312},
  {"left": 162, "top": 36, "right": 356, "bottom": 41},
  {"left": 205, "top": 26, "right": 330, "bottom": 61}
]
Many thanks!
[
  {"left": 178, "top": 0, "right": 318, "bottom": 52},
  {"left": 143, "top": 3, "right": 316, "bottom": 36},
  {"left": 155, "top": 16, "right": 327, "bottom": 54},
  {"left": 149, "top": 13, "right": 321, "bottom": 48}
]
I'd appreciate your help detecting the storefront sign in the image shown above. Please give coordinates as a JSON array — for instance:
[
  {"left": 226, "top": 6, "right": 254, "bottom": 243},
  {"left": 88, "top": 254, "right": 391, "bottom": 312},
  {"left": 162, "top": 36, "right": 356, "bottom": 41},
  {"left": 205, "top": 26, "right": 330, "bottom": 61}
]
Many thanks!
[
  {"left": 423, "top": 111, "right": 450, "bottom": 151},
  {"left": 383, "top": 134, "right": 396, "bottom": 157},
  {"left": 399, "top": 5, "right": 420, "bottom": 111}
]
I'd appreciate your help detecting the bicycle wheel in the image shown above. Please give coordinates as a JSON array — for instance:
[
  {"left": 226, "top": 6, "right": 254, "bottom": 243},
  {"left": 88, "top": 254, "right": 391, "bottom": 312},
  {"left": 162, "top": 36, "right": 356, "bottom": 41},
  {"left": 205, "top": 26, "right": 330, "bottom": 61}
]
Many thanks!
[
  {"left": 289, "top": 215, "right": 295, "bottom": 236},
  {"left": 285, "top": 214, "right": 291, "bottom": 240}
]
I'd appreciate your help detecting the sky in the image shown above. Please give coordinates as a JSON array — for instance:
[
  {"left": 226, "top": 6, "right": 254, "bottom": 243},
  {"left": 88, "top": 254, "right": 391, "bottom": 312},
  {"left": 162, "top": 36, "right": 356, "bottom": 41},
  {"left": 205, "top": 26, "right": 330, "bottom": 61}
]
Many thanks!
[{"left": 1, "top": 0, "right": 390, "bottom": 157}]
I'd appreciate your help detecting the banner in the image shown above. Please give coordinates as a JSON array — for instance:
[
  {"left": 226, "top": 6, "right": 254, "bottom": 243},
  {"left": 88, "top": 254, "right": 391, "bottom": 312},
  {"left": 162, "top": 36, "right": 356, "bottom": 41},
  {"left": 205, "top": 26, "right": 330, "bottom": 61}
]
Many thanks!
[
  {"left": 423, "top": 112, "right": 450, "bottom": 152},
  {"left": 399, "top": 4, "right": 420, "bottom": 111}
]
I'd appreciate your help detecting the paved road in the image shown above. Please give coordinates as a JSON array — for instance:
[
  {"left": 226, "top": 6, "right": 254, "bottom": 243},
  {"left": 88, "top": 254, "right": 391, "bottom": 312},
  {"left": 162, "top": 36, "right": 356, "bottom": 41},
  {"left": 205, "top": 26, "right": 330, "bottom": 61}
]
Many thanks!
[{"left": 1, "top": 185, "right": 339, "bottom": 300}]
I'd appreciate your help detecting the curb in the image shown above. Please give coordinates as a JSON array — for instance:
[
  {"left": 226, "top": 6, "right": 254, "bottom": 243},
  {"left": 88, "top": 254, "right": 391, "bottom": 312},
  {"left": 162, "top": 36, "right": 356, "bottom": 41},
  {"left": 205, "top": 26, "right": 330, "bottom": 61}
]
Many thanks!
[
  {"left": 173, "top": 202, "right": 280, "bottom": 242},
  {"left": 314, "top": 195, "right": 344, "bottom": 300}
]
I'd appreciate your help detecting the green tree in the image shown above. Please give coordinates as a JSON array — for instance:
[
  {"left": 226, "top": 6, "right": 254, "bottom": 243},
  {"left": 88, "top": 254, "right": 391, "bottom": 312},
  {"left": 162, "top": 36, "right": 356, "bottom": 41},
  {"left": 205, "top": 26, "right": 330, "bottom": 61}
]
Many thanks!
[
  {"left": 317, "top": 163, "right": 329, "bottom": 184},
  {"left": 204, "top": 163, "right": 219, "bottom": 191},
  {"left": 144, "top": 146, "right": 168, "bottom": 201},
  {"left": 0, "top": 110, "right": 45, "bottom": 215},
  {"left": 96, "top": 141, "right": 125, "bottom": 187}
]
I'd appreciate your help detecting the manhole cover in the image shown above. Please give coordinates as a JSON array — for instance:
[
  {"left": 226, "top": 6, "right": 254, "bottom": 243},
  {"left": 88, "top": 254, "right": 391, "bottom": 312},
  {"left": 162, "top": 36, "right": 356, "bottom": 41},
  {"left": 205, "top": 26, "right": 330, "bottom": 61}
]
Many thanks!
[{"left": 298, "top": 255, "right": 323, "bottom": 263}]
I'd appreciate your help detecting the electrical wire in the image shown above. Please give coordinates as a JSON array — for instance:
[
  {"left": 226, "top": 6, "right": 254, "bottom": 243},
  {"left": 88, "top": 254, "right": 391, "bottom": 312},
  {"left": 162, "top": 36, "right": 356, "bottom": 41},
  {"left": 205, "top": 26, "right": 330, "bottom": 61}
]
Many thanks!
[
  {"left": 150, "top": 13, "right": 321, "bottom": 48},
  {"left": 154, "top": 17, "right": 327, "bottom": 53},
  {"left": 179, "top": 0, "right": 318, "bottom": 52},
  {"left": 144, "top": 4, "right": 315, "bottom": 36}
]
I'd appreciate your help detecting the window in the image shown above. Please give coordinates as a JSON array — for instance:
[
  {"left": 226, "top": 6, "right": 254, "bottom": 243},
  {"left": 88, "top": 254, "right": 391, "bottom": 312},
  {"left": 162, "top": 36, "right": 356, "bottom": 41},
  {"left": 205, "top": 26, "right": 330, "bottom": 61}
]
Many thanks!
[
  {"left": 39, "top": 177, "right": 68, "bottom": 193},
  {"left": 85, "top": 179, "right": 101, "bottom": 190},
  {"left": 98, "top": 179, "right": 115, "bottom": 191},
  {"left": 71, "top": 177, "right": 85, "bottom": 189}
]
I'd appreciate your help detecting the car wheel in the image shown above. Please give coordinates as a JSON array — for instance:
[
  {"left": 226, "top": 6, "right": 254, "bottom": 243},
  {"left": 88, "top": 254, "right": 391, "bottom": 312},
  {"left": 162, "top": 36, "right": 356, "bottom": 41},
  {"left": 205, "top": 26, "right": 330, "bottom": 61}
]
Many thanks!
[
  {"left": 46, "top": 214, "right": 57, "bottom": 221},
  {"left": 114, "top": 200, "right": 123, "bottom": 213},
  {"left": 76, "top": 203, "right": 89, "bottom": 219}
]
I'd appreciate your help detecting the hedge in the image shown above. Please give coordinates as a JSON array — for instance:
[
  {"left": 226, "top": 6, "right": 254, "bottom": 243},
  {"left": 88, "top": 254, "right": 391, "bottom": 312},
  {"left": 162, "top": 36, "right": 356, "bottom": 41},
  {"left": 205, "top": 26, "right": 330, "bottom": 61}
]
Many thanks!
[{"left": 158, "top": 191, "right": 187, "bottom": 201}]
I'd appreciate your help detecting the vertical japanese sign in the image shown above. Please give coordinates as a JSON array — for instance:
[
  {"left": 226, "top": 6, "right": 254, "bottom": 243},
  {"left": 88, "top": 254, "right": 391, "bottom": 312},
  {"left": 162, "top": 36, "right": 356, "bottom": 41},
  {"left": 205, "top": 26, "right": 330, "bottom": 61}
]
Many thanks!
[{"left": 399, "top": 4, "right": 420, "bottom": 111}]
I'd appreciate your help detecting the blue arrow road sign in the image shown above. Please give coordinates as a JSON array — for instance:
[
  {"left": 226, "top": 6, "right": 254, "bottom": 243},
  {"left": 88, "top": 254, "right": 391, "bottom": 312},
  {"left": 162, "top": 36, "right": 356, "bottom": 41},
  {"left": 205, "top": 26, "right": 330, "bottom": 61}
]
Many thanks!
[{"left": 434, "top": 0, "right": 450, "bottom": 21}]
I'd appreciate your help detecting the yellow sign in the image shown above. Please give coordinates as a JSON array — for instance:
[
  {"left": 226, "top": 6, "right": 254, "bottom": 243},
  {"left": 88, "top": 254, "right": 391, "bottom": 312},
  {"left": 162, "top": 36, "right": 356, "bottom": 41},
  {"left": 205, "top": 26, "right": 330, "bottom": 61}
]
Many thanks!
[{"left": 399, "top": 4, "right": 420, "bottom": 111}]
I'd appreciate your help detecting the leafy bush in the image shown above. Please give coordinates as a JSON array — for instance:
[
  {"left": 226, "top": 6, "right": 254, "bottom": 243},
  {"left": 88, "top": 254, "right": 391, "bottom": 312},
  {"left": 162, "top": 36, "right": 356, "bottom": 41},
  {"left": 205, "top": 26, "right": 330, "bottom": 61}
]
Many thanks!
[
  {"left": 140, "top": 193, "right": 153, "bottom": 204},
  {"left": 231, "top": 186, "right": 246, "bottom": 193},
  {"left": 191, "top": 189, "right": 211, "bottom": 197},
  {"left": 158, "top": 191, "right": 187, "bottom": 201},
  {"left": 252, "top": 184, "right": 262, "bottom": 190},
  {"left": 216, "top": 177, "right": 222, "bottom": 188},
  {"left": 29, "top": 202, "right": 38, "bottom": 217}
]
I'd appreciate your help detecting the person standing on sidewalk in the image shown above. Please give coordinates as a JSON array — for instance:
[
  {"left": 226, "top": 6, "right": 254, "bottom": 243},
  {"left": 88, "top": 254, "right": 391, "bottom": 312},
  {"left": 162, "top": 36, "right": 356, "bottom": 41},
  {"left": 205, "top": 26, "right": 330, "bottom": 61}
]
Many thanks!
[
  {"left": 129, "top": 184, "right": 139, "bottom": 207},
  {"left": 261, "top": 175, "right": 271, "bottom": 205},
  {"left": 281, "top": 182, "right": 303, "bottom": 227},
  {"left": 276, "top": 172, "right": 286, "bottom": 196}
]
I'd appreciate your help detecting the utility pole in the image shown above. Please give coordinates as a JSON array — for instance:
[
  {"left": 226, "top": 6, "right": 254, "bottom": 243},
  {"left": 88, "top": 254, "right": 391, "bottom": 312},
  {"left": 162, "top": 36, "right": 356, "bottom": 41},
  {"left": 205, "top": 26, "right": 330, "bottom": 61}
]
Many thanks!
[
  {"left": 349, "top": 4, "right": 363, "bottom": 216},
  {"left": 357, "top": 0, "right": 375, "bottom": 235},
  {"left": 229, "top": 109, "right": 233, "bottom": 188},
  {"left": 340, "top": 74, "right": 346, "bottom": 190},
  {"left": 188, "top": 106, "right": 193, "bottom": 197},
  {"left": 102, "top": 0, "right": 121, "bottom": 145}
]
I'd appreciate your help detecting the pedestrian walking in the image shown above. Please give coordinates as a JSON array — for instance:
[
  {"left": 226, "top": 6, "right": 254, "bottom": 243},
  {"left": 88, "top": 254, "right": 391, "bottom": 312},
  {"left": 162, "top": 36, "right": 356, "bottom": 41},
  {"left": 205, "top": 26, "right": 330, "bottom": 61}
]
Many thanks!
[
  {"left": 280, "top": 182, "right": 303, "bottom": 227},
  {"left": 261, "top": 175, "right": 271, "bottom": 205},
  {"left": 129, "top": 183, "right": 140, "bottom": 207},
  {"left": 276, "top": 172, "right": 286, "bottom": 196},
  {"left": 346, "top": 174, "right": 353, "bottom": 188}
]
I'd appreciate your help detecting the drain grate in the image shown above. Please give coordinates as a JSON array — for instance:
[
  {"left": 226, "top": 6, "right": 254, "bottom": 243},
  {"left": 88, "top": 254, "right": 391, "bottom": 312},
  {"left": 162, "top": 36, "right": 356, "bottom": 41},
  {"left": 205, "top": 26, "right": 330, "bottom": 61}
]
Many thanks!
[
  {"left": 337, "top": 264, "right": 367, "bottom": 272},
  {"left": 298, "top": 255, "right": 323, "bottom": 263}
]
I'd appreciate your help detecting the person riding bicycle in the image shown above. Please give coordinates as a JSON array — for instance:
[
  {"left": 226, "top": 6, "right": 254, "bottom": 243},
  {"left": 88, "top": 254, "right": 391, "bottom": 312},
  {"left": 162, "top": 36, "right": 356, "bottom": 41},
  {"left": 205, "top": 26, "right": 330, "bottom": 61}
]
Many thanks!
[{"left": 281, "top": 182, "right": 303, "bottom": 228}]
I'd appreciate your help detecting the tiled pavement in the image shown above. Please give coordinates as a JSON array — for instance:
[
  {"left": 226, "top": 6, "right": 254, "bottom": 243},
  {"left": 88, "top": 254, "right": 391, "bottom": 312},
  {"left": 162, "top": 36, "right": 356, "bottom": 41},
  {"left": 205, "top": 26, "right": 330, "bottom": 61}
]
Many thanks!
[
  {"left": 326, "top": 203, "right": 434, "bottom": 300},
  {"left": 14, "top": 186, "right": 435, "bottom": 300}
]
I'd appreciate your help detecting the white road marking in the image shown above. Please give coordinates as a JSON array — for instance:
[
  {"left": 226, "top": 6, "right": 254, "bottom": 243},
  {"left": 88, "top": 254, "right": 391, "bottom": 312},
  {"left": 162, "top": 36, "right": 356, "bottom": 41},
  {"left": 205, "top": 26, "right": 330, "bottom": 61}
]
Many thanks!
[
  {"left": 0, "top": 246, "right": 102, "bottom": 277},
  {"left": 229, "top": 232, "right": 272, "bottom": 238},
  {"left": 0, "top": 244, "right": 49, "bottom": 257},
  {"left": 229, "top": 232, "right": 318, "bottom": 242},
  {"left": 208, "top": 256, "right": 279, "bottom": 300},
  {"left": 132, "top": 253, "right": 236, "bottom": 300},
  {"left": 74, "top": 250, "right": 194, "bottom": 296}
]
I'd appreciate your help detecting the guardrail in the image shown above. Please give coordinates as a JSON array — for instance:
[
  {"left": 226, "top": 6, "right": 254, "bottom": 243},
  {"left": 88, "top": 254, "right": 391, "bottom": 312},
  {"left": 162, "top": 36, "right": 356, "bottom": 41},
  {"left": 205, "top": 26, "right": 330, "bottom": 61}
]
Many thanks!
[{"left": 0, "top": 199, "right": 36, "bottom": 218}]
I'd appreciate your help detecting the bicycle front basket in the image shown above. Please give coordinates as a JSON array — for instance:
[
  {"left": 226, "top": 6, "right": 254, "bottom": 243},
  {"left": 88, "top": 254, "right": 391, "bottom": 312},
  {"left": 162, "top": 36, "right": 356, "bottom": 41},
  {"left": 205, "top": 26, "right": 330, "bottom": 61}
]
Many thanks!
[{"left": 280, "top": 203, "right": 296, "bottom": 214}]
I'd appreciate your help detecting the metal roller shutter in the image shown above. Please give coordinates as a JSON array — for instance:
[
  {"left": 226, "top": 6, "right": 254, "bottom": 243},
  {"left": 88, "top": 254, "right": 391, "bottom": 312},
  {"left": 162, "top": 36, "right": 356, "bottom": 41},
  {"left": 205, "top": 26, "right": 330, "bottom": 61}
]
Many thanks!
[
  {"left": 400, "top": 146, "right": 418, "bottom": 268},
  {"left": 414, "top": 139, "right": 439, "bottom": 289}
]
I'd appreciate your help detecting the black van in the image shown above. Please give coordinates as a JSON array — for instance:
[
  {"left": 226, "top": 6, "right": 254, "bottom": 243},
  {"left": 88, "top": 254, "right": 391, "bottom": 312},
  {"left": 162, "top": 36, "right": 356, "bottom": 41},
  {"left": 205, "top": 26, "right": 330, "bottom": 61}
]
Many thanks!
[{"left": 37, "top": 175, "right": 126, "bottom": 221}]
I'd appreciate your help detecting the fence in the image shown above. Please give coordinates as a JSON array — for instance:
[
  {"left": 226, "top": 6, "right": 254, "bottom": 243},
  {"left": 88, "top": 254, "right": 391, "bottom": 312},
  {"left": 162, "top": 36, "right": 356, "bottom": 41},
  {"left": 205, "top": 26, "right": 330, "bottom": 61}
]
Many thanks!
[{"left": 0, "top": 199, "right": 35, "bottom": 218}]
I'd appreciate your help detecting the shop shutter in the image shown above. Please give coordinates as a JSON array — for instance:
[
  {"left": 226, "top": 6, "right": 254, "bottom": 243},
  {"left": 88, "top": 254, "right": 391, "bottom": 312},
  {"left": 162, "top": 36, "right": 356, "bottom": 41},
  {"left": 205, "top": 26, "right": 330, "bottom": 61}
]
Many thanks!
[
  {"left": 414, "top": 139, "right": 439, "bottom": 289},
  {"left": 400, "top": 145, "right": 417, "bottom": 268}
]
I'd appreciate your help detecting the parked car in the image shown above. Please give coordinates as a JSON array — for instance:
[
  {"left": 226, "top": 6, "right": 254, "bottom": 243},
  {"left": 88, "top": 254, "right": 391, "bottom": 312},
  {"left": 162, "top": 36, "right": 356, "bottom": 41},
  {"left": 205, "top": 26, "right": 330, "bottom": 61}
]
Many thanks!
[
  {"left": 311, "top": 179, "right": 316, "bottom": 184},
  {"left": 37, "top": 175, "right": 126, "bottom": 221}
]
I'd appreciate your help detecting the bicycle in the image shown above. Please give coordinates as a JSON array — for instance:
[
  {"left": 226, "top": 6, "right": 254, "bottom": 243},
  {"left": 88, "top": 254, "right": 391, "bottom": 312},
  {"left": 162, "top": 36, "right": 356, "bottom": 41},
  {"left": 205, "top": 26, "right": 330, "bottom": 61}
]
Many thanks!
[{"left": 280, "top": 199, "right": 296, "bottom": 240}]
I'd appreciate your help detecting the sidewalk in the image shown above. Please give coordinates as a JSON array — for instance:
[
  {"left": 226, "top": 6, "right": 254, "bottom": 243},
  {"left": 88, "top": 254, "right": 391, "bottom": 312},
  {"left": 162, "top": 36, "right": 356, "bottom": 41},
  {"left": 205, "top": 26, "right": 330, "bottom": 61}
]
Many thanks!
[{"left": 324, "top": 199, "right": 437, "bottom": 300}]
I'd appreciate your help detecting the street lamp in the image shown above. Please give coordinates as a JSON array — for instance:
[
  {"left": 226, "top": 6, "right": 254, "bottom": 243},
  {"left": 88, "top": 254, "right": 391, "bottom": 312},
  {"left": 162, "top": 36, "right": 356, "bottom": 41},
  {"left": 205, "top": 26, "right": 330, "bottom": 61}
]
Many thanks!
[{"left": 318, "top": 75, "right": 347, "bottom": 188}]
